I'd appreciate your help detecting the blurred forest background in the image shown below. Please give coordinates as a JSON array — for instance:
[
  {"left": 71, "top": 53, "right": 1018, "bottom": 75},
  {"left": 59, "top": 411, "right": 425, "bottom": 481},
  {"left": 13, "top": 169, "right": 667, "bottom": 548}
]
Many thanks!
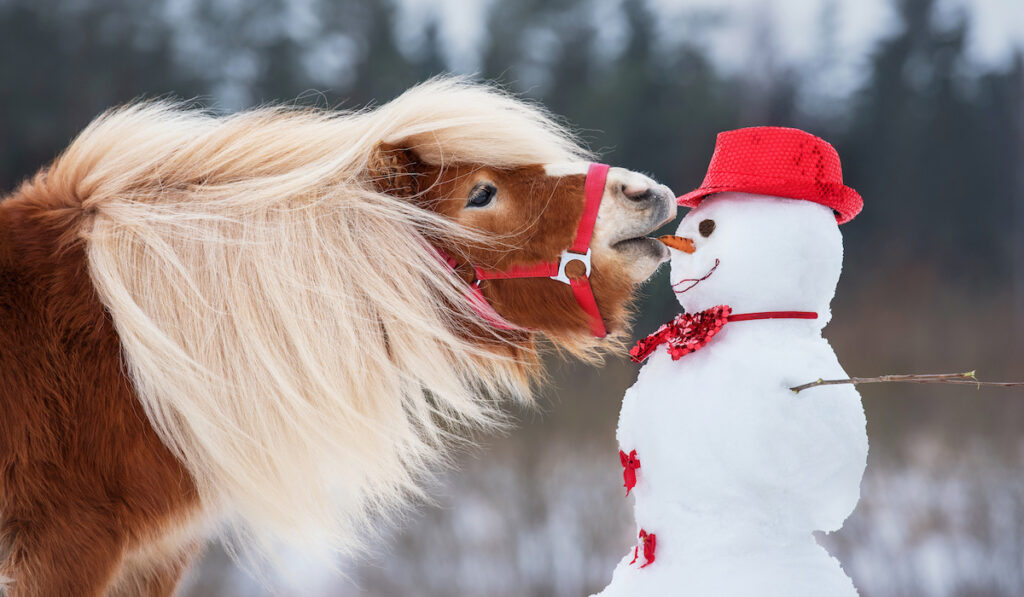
[{"left": 2, "top": 0, "right": 1023, "bottom": 595}]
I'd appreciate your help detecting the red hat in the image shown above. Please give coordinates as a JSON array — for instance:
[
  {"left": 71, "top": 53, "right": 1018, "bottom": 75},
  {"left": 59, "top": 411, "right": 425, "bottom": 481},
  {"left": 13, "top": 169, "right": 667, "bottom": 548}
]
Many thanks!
[{"left": 677, "top": 126, "right": 862, "bottom": 224}]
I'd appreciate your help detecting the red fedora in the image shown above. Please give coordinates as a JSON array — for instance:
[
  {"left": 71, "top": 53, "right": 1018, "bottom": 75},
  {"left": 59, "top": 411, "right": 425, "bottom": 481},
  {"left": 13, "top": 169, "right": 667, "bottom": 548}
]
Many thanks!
[{"left": 678, "top": 126, "right": 862, "bottom": 224}]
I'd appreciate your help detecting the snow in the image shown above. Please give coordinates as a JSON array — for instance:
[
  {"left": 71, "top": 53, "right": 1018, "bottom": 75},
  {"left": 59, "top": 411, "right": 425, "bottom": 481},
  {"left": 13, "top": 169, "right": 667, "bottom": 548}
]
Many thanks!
[
  {"left": 595, "top": 193, "right": 868, "bottom": 596},
  {"left": 670, "top": 193, "right": 844, "bottom": 322}
]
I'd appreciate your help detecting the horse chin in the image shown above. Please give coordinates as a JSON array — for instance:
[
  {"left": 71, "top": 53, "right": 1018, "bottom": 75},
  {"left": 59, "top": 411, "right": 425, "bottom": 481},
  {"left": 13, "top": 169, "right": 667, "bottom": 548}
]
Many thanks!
[{"left": 609, "top": 237, "right": 670, "bottom": 282}]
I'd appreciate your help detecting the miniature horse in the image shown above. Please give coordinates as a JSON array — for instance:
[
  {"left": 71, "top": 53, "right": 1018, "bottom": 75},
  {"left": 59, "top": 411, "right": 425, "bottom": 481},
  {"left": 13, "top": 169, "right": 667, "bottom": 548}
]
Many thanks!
[{"left": 0, "top": 78, "right": 675, "bottom": 596}]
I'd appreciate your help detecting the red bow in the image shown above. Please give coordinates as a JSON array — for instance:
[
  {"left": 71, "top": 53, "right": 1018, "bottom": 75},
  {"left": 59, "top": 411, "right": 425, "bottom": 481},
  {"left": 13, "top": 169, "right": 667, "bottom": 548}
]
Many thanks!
[
  {"left": 619, "top": 449, "right": 641, "bottom": 496},
  {"left": 629, "top": 529, "right": 657, "bottom": 568},
  {"left": 629, "top": 307, "right": 820, "bottom": 363},
  {"left": 629, "top": 306, "right": 732, "bottom": 363}
]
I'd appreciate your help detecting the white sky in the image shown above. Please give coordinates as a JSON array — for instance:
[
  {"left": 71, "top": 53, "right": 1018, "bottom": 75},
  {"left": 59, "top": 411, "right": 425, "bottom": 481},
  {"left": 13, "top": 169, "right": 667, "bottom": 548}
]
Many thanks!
[
  {"left": 653, "top": 0, "right": 1023, "bottom": 66},
  {"left": 400, "top": 0, "right": 1023, "bottom": 83}
]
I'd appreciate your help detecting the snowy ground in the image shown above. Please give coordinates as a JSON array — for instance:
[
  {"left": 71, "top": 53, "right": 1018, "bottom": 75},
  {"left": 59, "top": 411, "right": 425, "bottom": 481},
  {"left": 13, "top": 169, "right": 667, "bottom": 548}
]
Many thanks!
[{"left": 181, "top": 432, "right": 1024, "bottom": 597}]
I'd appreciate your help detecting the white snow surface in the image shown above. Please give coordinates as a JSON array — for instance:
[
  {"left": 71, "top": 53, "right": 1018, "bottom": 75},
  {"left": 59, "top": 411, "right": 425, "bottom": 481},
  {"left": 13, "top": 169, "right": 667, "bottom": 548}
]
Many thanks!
[{"left": 595, "top": 194, "right": 869, "bottom": 596}]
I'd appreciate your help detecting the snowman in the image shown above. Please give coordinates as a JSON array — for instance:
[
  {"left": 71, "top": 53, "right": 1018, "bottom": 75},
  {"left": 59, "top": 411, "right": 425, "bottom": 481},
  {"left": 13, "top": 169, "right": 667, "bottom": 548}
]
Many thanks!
[{"left": 595, "top": 127, "right": 868, "bottom": 596}]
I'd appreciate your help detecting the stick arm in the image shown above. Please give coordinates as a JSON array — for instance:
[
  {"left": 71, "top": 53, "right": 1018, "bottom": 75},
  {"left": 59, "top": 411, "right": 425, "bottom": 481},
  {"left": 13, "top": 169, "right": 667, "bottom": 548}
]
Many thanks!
[{"left": 791, "top": 371, "right": 1024, "bottom": 393}]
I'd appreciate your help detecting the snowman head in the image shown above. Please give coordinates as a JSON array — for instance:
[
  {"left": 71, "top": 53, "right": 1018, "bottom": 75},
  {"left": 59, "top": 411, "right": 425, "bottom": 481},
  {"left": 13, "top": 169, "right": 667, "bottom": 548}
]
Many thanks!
[{"left": 669, "top": 192, "right": 843, "bottom": 326}]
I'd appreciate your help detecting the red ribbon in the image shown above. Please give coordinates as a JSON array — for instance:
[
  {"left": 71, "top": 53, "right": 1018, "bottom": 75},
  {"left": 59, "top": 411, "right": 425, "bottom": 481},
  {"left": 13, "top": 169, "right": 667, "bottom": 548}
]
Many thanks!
[
  {"left": 630, "top": 307, "right": 818, "bottom": 363},
  {"left": 619, "top": 449, "right": 641, "bottom": 496},
  {"left": 629, "top": 529, "right": 657, "bottom": 568}
]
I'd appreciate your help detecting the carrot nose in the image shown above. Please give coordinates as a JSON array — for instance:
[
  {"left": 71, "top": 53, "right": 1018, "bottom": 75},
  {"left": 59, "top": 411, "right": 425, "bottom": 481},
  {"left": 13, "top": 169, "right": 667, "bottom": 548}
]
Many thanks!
[{"left": 659, "top": 235, "right": 695, "bottom": 254}]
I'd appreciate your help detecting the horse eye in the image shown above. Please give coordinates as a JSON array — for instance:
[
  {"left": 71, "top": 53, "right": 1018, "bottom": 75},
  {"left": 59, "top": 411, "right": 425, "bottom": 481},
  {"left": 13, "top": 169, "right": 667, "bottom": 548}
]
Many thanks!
[
  {"left": 466, "top": 183, "right": 497, "bottom": 208},
  {"left": 699, "top": 219, "right": 715, "bottom": 237}
]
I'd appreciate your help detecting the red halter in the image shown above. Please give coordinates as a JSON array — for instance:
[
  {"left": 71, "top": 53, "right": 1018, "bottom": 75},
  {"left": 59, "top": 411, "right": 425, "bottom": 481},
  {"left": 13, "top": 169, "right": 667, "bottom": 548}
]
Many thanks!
[{"left": 442, "top": 163, "right": 609, "bottom": 338}]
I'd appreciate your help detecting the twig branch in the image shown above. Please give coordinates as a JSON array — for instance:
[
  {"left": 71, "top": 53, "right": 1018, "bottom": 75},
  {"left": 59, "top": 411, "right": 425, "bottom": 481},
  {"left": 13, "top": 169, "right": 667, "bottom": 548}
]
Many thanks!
[{"left": 791, "top": 371, "right": 1024, "bottom": 393}]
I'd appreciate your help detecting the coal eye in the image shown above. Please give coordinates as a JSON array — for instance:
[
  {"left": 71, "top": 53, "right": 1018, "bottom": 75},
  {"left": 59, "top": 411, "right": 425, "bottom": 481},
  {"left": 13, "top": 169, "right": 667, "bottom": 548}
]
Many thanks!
[
  {"left": 699, "top": 219, "right": 715, "bottom": 237},
  {"left": 467, "top": 183, "right": 497, "bottom": 208}
]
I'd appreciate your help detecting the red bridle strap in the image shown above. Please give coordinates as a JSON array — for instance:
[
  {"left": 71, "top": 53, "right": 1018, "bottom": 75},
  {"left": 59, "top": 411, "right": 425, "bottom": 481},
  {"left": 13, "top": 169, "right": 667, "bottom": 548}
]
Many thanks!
[
  {"left": 727, "top": 311, "right": 818, "bottom": 322},
  {"left": 474, "top": 262, "right": 557, "bottom": 280},
  {"left": 455, "top": 163, "right": 610, "bottom": 338},
  {"left": 566, "top": 163, "right": 608, "bottom": 337},
  {"left": 574, "top": 163, "right": 606, "bottom": 253}
]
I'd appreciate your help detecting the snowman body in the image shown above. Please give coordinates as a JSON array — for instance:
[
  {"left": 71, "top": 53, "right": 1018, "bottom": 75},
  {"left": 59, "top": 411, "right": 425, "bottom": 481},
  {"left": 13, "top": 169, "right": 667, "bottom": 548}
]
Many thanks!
[{"left": 596, "top": 193, "right": 868, "bottom": 596}]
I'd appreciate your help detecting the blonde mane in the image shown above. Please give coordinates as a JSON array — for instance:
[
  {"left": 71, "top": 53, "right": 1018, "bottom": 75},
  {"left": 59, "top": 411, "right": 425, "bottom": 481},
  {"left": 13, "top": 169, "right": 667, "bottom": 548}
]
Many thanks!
[{"left": 44, "top": 78, "right": 592, "bottom": 559}]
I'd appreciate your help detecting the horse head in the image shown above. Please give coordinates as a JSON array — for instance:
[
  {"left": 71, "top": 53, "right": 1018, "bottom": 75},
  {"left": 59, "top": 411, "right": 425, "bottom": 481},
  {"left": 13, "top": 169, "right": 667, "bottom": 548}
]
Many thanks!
[{"left": 370, "top": 146, "right": 676, "bottom": 346}]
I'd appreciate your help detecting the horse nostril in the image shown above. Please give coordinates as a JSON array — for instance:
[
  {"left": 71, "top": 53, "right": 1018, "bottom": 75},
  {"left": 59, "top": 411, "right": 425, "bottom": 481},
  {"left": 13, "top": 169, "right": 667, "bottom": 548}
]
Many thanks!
[{"left": 623, "top": 186, "right": 654, "bottom": 202}]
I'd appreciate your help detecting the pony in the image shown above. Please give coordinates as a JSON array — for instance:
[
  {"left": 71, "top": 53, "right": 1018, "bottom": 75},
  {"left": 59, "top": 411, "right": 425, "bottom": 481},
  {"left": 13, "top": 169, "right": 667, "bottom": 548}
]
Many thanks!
[{"left": 0, "top": 78, "right": 676, "bottom": 596}]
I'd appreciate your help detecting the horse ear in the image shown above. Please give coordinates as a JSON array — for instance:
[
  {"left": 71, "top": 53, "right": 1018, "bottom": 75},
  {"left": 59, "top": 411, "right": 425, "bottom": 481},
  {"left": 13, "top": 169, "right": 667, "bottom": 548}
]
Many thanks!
[{"left": 368, "top": 142, "right": 428, "bottom": 198}]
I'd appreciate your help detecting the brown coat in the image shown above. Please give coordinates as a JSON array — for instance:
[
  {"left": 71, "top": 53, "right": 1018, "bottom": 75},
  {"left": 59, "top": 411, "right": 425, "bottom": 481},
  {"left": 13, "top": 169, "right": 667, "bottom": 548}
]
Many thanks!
[{"left": 0, "top": 185, "right": 200, "bottom": 597}]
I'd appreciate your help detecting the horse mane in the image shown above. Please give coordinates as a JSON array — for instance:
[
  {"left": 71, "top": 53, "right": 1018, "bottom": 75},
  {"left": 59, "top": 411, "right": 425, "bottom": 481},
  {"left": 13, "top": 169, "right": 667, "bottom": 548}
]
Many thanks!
[{"left": 30, "top": 77, "right": 594, "bottom": 560}]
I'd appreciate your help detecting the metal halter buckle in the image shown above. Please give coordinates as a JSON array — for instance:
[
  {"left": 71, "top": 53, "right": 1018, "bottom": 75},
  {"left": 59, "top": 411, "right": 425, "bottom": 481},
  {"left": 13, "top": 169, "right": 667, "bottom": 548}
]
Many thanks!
[{"left": 551, "top": 248, "right": 592, "bottom": 285}]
